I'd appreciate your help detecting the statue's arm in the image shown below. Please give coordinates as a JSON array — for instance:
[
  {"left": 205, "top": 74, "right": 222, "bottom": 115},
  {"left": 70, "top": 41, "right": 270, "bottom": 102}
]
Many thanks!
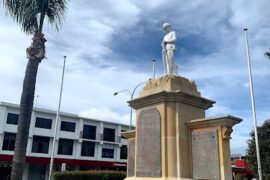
[
  {"left": 161, "top": 40, "right": 166, "bottom": 48},
  {"left": 164, "top": 31, "right": 177, "bottom": 43}
]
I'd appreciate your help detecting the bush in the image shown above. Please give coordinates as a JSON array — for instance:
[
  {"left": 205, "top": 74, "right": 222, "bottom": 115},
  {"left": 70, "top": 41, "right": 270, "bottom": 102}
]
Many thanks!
[
  {"left": 53, "top": 170, "right": 126, "bottom": 180},
  {"left": 234, "top": 174, "right": 244, "bottom": 180},
  {"left": 264, "top": 174, "right": 270, "bottom": 180}
]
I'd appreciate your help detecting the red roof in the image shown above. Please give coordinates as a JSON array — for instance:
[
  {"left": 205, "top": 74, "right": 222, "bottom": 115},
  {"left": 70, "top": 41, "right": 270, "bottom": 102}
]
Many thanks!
[{"left": 232, "top": 159, "right": 253, "bottom": 175}]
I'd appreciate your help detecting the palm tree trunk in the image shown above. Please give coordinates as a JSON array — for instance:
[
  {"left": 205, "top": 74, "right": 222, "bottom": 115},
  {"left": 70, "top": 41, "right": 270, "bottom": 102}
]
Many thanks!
[{"left": 11, "top": 31, "right": 46, "bottom": 180}]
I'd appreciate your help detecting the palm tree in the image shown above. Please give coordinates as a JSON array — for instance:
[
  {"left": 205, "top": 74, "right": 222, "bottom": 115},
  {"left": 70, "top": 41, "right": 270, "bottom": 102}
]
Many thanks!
[{"left": 2, "top": 0, "right": 67, "bottom": 179}]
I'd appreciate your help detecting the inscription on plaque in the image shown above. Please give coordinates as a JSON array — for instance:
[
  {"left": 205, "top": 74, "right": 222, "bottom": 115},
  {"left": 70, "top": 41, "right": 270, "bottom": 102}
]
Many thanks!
[
  {"left": 127, "top": 138, "right": 135, "bottom": 177},
  {"left": 192, "top": 129, "right": 220, "bottom": 179},
  {"left": 136, "top": 108, "right": 161, "bottom": 177}
]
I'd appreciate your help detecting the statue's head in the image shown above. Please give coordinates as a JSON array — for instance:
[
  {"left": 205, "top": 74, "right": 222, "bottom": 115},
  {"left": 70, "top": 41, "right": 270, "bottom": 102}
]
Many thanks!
[{"left": 162, "top": 23, "right": 171, "bottom": 32}]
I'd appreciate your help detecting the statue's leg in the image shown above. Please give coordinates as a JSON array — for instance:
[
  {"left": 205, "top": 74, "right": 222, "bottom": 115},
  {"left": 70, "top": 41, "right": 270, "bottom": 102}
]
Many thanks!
[
  {"left": 164, "top": 51, "right": 170, "bottom": 75},
  {"left": 162, "top": 50, "right": 168, "bottom": 74},
  {"left": 167, "top": 50, "right": 175, "bottom": 75},
  {"left": 172, "top": 50, "right": 177, "bottom": 75},
  {"left": 166, "top": 59, "right": 170, "bottom": 75}
]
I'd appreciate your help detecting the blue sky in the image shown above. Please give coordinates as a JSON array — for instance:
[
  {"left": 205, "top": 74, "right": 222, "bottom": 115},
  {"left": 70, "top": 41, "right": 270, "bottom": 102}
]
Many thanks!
[{"left": 0, "top": 0, "right": 270, "bottom": 154}]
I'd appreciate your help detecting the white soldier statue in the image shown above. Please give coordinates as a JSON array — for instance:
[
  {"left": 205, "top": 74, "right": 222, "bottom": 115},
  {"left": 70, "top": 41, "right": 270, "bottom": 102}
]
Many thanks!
[{"left": 161, "top": 23, "right": 177, "bottom": 75}]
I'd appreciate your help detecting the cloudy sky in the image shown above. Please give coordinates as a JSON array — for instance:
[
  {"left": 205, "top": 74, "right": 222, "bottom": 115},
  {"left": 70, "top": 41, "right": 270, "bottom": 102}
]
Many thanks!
[{"left": 1, "top": 0, "right": 270, "bottom": 154}]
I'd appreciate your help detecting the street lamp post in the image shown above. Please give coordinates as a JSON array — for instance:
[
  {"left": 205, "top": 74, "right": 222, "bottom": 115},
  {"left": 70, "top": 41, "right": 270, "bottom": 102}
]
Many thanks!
[
  {"left": 114, "top": 81, "right": 146, "bottom": 130},
  {"left": 152, "top": 59, "right": 156, "bottom": 79}
]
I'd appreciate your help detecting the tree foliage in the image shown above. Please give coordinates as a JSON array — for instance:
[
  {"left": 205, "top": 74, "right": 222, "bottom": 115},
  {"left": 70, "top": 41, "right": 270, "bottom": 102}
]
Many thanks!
[
  {"left": 247, "top": 120, "right": 270, "bottom": 177},
  {"left": 3, "top": 0, "right": 67, "bottom": 33},
  {"left": 265, "top": 51, "right": 270, "bottom": 60}
]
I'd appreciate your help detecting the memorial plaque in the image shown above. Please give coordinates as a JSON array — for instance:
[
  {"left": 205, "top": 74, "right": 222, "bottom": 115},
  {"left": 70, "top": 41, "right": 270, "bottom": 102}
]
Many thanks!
[
  {"left": 127, "top": 138, "right": 135, "bottom": 177},
  {"left": 136, "top": 108, "right": 161, "bottom": 177},
  {"left": 192, "top": 129, "right": 220, "bottom": 179}
]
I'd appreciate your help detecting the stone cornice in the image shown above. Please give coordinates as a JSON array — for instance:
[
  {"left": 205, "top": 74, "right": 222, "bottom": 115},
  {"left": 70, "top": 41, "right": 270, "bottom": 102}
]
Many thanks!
[
  {"left": 121, "top": 130, "right": 136, "bottom": 139},
  {"left": 129, "top": 90, "right": 215, "bottom": 110},
  {"left": 186, "top": 115, "right": 242, "bottom": 129}
]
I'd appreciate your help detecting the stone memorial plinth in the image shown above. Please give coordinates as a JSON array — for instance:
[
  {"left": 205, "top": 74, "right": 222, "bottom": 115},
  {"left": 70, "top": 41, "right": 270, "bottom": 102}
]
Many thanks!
[
  {"left": 121, "top": 75, "right": 241, "bottom": 180},
  {"left": 186, "top": 116, "right": 241, "bottom": 180}
]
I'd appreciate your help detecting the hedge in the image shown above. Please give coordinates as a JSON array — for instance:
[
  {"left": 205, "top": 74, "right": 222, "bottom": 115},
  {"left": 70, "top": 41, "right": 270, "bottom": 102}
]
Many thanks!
[{"left": 53, "top": 170, "right": 126, "bottom": 180}]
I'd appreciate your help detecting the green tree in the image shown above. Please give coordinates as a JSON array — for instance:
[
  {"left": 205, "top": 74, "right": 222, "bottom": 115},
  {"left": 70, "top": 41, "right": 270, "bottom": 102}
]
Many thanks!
[
  {"left": 265, "top": 50, "right": 270, "bottom": 60},
  {"left": 247, "top": 120, "right": 270, "bottom": 178},
  {"left": 2, "top": 0, "right": 67, "bottom": 179}
]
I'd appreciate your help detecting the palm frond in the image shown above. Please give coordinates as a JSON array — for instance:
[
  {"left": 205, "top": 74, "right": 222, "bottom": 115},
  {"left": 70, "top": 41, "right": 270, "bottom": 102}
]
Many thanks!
[
  {"left": 20, "top": 0, "right": 39, "bottom": 33},
  {"left": 46, "top": 0, "right": 67, "bottom": 31},
  {"left": 265, "top": 52, "right": 270, "bottom": 60},
  {"left": 2, "top": 0, "right": 67, "bottom": 34},
  {"left": 3, "top": 0, "right": 22, "bottom": 23}
]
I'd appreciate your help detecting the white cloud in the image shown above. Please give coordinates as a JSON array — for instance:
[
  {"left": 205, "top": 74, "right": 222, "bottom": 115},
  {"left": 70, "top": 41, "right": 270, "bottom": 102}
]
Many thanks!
[
  {"left": 229, "top": 0, "right": 270, "bottom": 29},
  {"left": 230, "top": 134, "right": 249, "bottom": 154},
  {"left": 79, "top": 107, "right": 130, "bottom": 125},
  {"left": 206, "top": 104, "right": 233, "bottom": 117}
]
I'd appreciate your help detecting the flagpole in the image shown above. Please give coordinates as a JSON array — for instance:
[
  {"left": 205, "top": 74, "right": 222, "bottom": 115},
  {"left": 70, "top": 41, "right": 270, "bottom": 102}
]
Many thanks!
[
  {"left": 48, "top": 56, "right": 67, "bottom": 180},
  {"left": 243, "top": 29, "right": 262, "bottom": 180}
]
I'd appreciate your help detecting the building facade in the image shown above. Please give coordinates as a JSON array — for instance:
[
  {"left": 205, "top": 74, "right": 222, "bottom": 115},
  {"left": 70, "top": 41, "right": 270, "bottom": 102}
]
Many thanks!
[
  {"left": 231, "top": 154, "right": 253, "bottom": 179},
  {"left": 0, "top": 102, "right": 128, "bottom": 180}
]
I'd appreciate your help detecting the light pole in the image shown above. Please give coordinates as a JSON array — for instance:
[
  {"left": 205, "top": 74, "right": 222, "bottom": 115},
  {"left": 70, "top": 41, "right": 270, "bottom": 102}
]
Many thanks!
[
  {"left": 243, "top": 29, "right": 262, "bottom": 180},
  {"left": 48, "top": 56, "right": 66, "bottom": 180},
  {"left": 152, "top": 59, "right": 156, "bottom": 79},
  {"left": 114, "top": 81, "right": 146, "bottom": 130}
]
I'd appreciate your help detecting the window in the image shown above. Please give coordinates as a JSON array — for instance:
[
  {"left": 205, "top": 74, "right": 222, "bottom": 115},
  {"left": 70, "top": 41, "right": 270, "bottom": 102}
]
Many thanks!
[
  {"left": 60, "top": 121, "right": 76, "bottom": 132},
  {"left": 120, "top": 145, "right": 128, "bottom": 159},
  {"left": 57, "top": 138, "right": 74, "bottom": 155},
  {"left": 28, "top": 164, "right": 46, "bottom": 179},
  {"left": 81, "top": 141, "right": 95, "bottom": 157},
  {"left": 82, "top": 125, "right": 96, "bottom": 140},
  {"left": 2, "top": 132, "right": 16, "bottom": 151},
  {"left": 32, "top": 136, "right": 50, "bottom": 154},
  {"left": 35, "top": 117, "right": 52, "bottom": 129},
  {"left": 6, "top": 113, "right": 19, "bottom": 125},
  {"left": 103, "top": 128, "right": 115, "bottom": 142},
  {"left": 102, "top": 148, "right": 114, "bottom": 158}
]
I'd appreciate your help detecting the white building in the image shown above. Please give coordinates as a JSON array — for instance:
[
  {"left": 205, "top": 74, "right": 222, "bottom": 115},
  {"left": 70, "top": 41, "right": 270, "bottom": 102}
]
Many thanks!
[{"left": 0, "top": 102, "right": 129, "bottom": 180}]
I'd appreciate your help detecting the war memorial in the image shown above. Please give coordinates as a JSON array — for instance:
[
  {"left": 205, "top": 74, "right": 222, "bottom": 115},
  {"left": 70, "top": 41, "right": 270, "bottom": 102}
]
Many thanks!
[{"left": 122, "top": 23, "right": 242, "bottom": 180}]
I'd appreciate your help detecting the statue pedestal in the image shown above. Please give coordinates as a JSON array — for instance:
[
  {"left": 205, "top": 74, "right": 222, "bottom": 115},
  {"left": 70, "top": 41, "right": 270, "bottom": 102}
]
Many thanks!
[{"left": 122, "top": 75, "right": 241, "bottom": 180}]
